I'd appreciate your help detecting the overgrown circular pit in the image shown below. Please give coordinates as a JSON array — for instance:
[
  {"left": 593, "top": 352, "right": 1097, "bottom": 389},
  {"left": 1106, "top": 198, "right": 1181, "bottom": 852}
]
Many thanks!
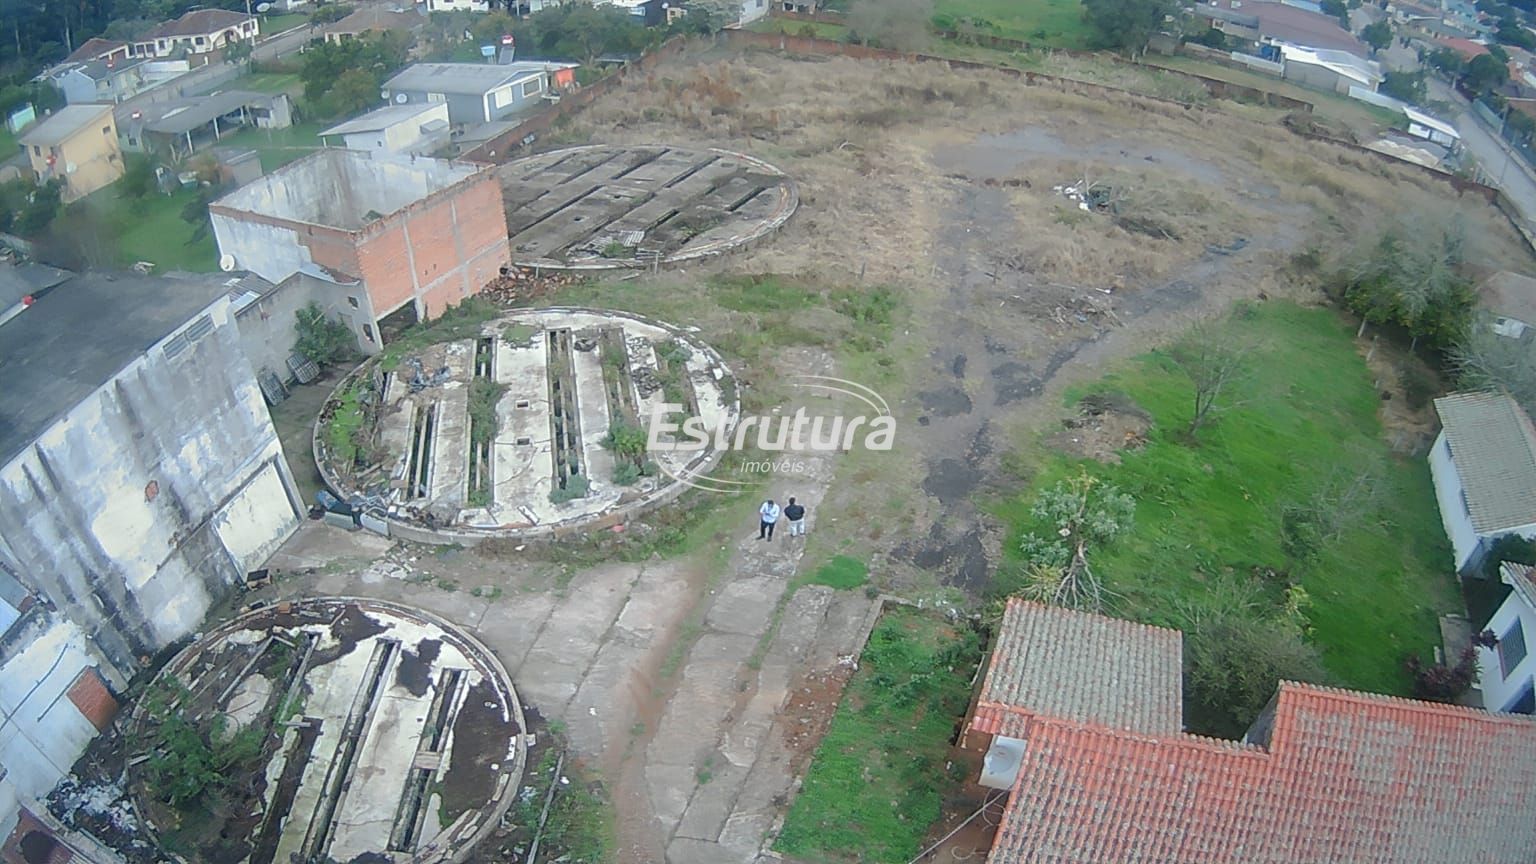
[
  {"left": 498, "top": 144, "right": 798, "bottom": 269},
  {"left": 126, "top": 598, "right": 526, "bottom": 864},
  {"left": 315, "top": 307, "right": 741, "bottom": 543}
]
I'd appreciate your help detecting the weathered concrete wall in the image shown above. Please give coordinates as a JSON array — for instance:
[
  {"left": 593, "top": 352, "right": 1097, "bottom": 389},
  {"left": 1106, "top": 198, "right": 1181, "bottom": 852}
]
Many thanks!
[
  {"left": 211, "top": 211, "right": 320, "bottom": 282},
  {"left": 235, "top": 272, "right": 381, "bottom": 377},
  {"left": 213, "top": 150, "right": 479, "bottom": 230},
  {"left": 0, "top": 610, "right": 118, "bottom": 842},
  {"left": 0, "top": 297, "right": 303, "bottom": 676},
  {"left": 356, "top": 172, "right": 510, "bottom": 320}
]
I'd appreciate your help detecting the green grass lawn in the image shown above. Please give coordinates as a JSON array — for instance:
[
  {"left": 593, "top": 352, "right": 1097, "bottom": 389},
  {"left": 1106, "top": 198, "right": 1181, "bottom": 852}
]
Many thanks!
[
  {"left": 71, "top": 184, "right": 218, "bottom": 272},
  {"left": 232, "top": 71, "right": 302, "bottom": 94},
  {"left": 996, "top": 302, "right": 1460, "bottom": 698},
  {"left": 259, "top": 12, "right": 311, "bottom": 34},
  {"left": 217, "top": 121, "right": 327, "bottom": 171},
  {"left": 936, "top": 0, "right": 1094, "bottom": 48},
  {"left": 775, "top": 606, "right": 981, "bottom": 863}
]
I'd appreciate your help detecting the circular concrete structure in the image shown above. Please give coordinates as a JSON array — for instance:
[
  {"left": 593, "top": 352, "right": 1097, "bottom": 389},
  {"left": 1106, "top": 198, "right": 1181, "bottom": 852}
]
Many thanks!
[
  {"left": 497, "top": 145, "right": 798, "bottom": 270},
  {"left": 127, "top": 598, "right": 525, "bottom": 864},
  {"left": 315, "top": 307, "right": 741, "bottom": 544}
]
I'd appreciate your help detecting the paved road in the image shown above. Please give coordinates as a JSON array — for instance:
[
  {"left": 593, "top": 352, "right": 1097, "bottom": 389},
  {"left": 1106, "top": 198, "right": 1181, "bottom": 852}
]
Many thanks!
[{"left": 1429, "top": 77, "right": 1536, "bottom": 225}]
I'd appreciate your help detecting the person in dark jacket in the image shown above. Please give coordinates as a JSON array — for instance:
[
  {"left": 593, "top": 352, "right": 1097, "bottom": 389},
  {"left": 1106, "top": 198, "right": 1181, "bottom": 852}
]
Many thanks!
[{"left": 784, "top": 497, "right": 807, "bottom": 537}]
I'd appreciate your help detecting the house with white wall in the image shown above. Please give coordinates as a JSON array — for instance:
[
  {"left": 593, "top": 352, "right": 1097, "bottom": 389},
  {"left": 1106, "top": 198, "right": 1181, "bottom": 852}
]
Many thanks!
[
  {"left": 1428, "top": 392, "right": 1536, "bottom": 574},
  {"left": 318, "top": 101, "right": 450, "bottom": 156},
  {"left": 1481, "top": 563, "right": 1536, "bottom": 714},
  {"left": 131, "top": 9, "right": 259, "bottom": 59}
]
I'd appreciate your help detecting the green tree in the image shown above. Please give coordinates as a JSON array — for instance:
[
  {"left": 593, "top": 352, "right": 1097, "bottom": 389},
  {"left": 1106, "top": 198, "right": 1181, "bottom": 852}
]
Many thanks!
[
  {"left": 179, "top": 182, "right": 225, "bottom": 243},
  {"left": 15, "top": 179, "right": 61, "bottom": 235},
  {"left": 1496, "top": 15, "right": 1536, "bottom": 49},
  {"left": 1361, "top": 19, "right": 1393, "bottom": 55},
  {"left": 1190, "top": 27, "right": 1228, "bottom": 49},
  {"left": 1425, "top": 45, "right": 1467, "bottom": 76},
  {"left": 1341, "top": 221, "right": 1474, "bottom": 351},
  {"left": 119, "top": 152, "right": 158, "bottom": 199},
  {"left": 1379, "top": 69, "right": 1426, "bottom": 103},
  {"left": 1320, "top": 0, "right": 1350, "bottom": 28},
  {"left": 1082, "top": 0, "right": 1175, "bottom": 54},
  {"left": 309, "top": 3, "right": 353, "bottom": 25},
  {"left": 1169, "top": 318, "right": 1251, "bottom": 436},
  {"left": 223, "top": 36, "right": 253, "bottom": 64},
  {"left": 325, "top": 67, "right": 382, "bottom": 117},
  {"left": 517, "top": 2, "right": 656, "bottom": 64},
  {"left": 1463, "top": 52, "right": 1510, "bottom": 94},
  {"left": 1179, "top": 581, "right": 1328, "bottom": 737},
  {"left": 295, "top": 302, "right": 357, "bottom": 366},
  {"left": 673, "top": 0, "right": 739, "bottom": 34}
]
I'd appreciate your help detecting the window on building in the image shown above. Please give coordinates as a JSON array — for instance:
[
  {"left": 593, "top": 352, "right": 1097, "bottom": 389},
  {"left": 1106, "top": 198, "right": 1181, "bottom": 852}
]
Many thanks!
[
  {"left": 102, "top": 125, "right": 110, "bottom": 135},
  {"left": 347, "top": 296, "right": 360, "bottom": 309},
  {"left": 195, "top": 36, "right": 205, "bottom": 45},
  {"left": 427, "top": 92, "right": 446, "bottom": 103},
  {"left": 520, "top": 79, "right": 541, "bottom": 99},
  {"left": 31, "top": 145, "right": 39, "bottom": 156},
  {"left": 1502, "top": 621, "right": 1529, "bottom": 678},
  {"left": 363, "top": 323, "right": 376, "bottom": 343}
]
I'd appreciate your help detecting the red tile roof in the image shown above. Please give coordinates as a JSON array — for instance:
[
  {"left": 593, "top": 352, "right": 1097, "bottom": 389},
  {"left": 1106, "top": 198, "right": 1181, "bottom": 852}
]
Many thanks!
[
  {"left": 986, "top": 682, "right": 1536, "bottom": 863},
  {"left": 1438, "top": 36, "right": 1491, "bottom": 58},
  {"left": 63, "top": 37, "right": 127, "bottom": 63},
  {"left": 971, "top": 600, "right": 1183, "bottom": 737}
]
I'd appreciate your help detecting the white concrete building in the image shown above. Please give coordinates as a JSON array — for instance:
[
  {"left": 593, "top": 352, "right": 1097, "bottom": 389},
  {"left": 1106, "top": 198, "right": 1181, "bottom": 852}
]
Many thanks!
[
  {"left": 1480, "top": 563, "right": 1536, "bottom": 714},
  {"left": 1429, "top": 392, "right": 1536, "bottom": 573},
  {"left": 318, "top": 101, "right": 451, "bottom": 156}
]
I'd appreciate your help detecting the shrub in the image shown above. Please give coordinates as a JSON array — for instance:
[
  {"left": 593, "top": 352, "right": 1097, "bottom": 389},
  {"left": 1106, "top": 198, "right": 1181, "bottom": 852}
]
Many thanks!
[
  {"left": 612, "top": 462, "right": 641, "bottom": 485},
  {"left": 550, "top": 474, "right": 591, "bottom": 503},
  {"left": 294, "top": 303, "right": 356, "bottom": 367}
]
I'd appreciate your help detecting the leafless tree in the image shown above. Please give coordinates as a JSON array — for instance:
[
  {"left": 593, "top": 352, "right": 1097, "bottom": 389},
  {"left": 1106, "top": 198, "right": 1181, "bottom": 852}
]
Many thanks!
[
  {"left": 1169, "top": 319, "right": 1251, "bottom": 437},
  {"left": 1449, "top": 318, "right": 1536, "bottom": 417},
  {"left": 847, "top": 0, "right": 934, "bottom": 53}
]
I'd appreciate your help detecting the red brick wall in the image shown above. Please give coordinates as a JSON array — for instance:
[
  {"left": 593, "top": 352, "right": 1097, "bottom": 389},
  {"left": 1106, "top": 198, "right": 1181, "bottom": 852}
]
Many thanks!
[
  {"left": 65, "top": 667, "right": 117, "bottom": 732},
  {"left": 355, "top": 173, "right": 511, "bottom": 320}
]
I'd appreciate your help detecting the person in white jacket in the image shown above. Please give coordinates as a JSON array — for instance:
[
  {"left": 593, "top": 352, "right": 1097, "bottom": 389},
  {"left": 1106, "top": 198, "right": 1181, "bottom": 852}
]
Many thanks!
[{"left": 758, "top": 499, "right": 781, "bottom": 541}]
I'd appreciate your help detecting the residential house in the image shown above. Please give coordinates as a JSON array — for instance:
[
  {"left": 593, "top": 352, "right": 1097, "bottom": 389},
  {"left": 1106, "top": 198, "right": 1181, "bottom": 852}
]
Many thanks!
[
  {"left": 600, "top": 0, "right": 670, "bottom": 25},
  {"left": 61, "top": 37, "right": 130, "bottom": 64},
  {"left": 970, "top": 599, "right": 1536, "bottom": 864},
  {"left": 209, "top": 149, "right": 512, "bottom": 352},
  {"left": 1195, "top": 0, "right": 1370, "bottom": 56},
  {"left": 1478, "top": 270, "right": 1536, "bottom": 339},
  {"left": 1480, "top": 563, "right": 1536, "bottom": 714},
  {"left": 736, "top": 0, "right": 770, "bottom": 25},
  {"left": 1437, "top": 35, "right": 1490, "bottom": 60},
  {"left": 131, "top": 9, "right": 259, "bottom": 59},
  {"left": 1429, "top": 392, "right": 1536, "bottom": 574},
  {"left": 0, "top": 269, "right": 304, "bottom": 845},
  {"left": 381, "top": 62, "right": 576, "bottom": 127},
  {"left": 18, "top": 104, "right": 122, "bottom": 203},
  {"left": 318, "top": 101, "right": 451, "bottom": 155},
  {"left": 119, "top": 91, "right": 293, "bottom": 158},
  {"left": 323, "top": 6, "right": 426, "bottom": 44},
  {"left": 50, "top": 56, "right": 150, "bottom": 105}
]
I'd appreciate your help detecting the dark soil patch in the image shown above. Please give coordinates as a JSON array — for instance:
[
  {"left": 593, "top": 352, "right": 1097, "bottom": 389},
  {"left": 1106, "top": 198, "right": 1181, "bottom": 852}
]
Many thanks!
[
  {"left": 897, "top": 522, "right": 991, "bottom": 592},
  {"left": 918, "top": 386, "right": 972, "bottom": 417},
  {"left": 441, "top": 679, "right": 521, "bottom": 824},
  {"left": 1046, "top": 392, "right": 1152, "bottom": 464},
  {"left": 395, "top": 638, "right": 442, "bottom": 697}
]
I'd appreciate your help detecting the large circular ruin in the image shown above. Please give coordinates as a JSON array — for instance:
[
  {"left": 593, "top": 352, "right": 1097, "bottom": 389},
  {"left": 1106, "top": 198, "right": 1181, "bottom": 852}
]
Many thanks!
[
  {"left": 127, "top": 598, "right": 525, "bottom": 864},
  {"left": 315, "top": 307, "right": 740, "bottom": 543},
  {"left": 496, "top": 145, "right": 798, "bottom": 269}
]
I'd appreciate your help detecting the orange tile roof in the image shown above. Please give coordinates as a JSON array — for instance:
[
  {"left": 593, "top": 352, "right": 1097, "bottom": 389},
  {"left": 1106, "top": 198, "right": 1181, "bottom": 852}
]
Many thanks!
[{"left": 986, "top": 682, "right": 1536, "bottom": 863}]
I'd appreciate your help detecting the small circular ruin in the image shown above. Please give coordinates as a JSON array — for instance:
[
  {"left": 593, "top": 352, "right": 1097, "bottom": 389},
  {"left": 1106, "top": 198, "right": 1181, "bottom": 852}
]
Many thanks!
[
  {"left": 127, "top": 598, "right": 525, "bottom": 864},
  {"left": 315, "top": 307, "right": 740, "bottom": 543},
  {"left": 497, "top": 144, "right": 798, "bottom": 269}
]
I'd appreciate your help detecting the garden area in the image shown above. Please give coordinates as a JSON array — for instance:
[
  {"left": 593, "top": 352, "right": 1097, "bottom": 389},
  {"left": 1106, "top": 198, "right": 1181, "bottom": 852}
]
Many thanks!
[
  {"left": 995, "top": 301, "right": 1461, "bottom": 736},
  {"left": 774, "top": 605, "right": 982, "bottom": 864}
]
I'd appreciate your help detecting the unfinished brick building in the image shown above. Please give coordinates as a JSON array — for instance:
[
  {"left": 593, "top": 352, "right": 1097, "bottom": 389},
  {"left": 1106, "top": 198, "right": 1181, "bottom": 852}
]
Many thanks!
[{"left": 209, "top": 150, "right": 511, "bottom": 349}]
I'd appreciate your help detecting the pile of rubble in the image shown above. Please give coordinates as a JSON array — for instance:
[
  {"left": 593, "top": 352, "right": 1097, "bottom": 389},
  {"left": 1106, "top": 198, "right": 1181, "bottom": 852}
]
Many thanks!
[
  {"left": 1053, "top": 181, "right": 1116, "bottom": 212},
  {"left": 480, "top": 266, "right": 582, "bottom": 305}
]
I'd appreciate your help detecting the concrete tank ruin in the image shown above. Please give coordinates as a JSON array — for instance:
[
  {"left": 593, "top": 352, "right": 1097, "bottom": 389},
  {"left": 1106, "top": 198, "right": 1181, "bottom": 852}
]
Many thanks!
[
  {"left": 315, "top": 307, "right": 741, "bottom": 543},
  {"left": 126, "top": 598, "right": 525, "bottom": 864},
  {"left": 497, "top": 145, "right": 798, "bottom": 269}
]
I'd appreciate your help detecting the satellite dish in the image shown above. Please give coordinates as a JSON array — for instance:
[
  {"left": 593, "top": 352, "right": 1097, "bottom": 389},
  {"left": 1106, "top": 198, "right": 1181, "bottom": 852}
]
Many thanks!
[
  {"left": 219, "top": 254, "right": 237, "bottom": 272},
  {"left": 256, "top": 1, "right": 272, "bottom": 10},
  {"left": 64, "top": 162, "right": 76, "bottom": 174},
  {"left": 395, "top": 93, "right": 407, "bottom": 104}
]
